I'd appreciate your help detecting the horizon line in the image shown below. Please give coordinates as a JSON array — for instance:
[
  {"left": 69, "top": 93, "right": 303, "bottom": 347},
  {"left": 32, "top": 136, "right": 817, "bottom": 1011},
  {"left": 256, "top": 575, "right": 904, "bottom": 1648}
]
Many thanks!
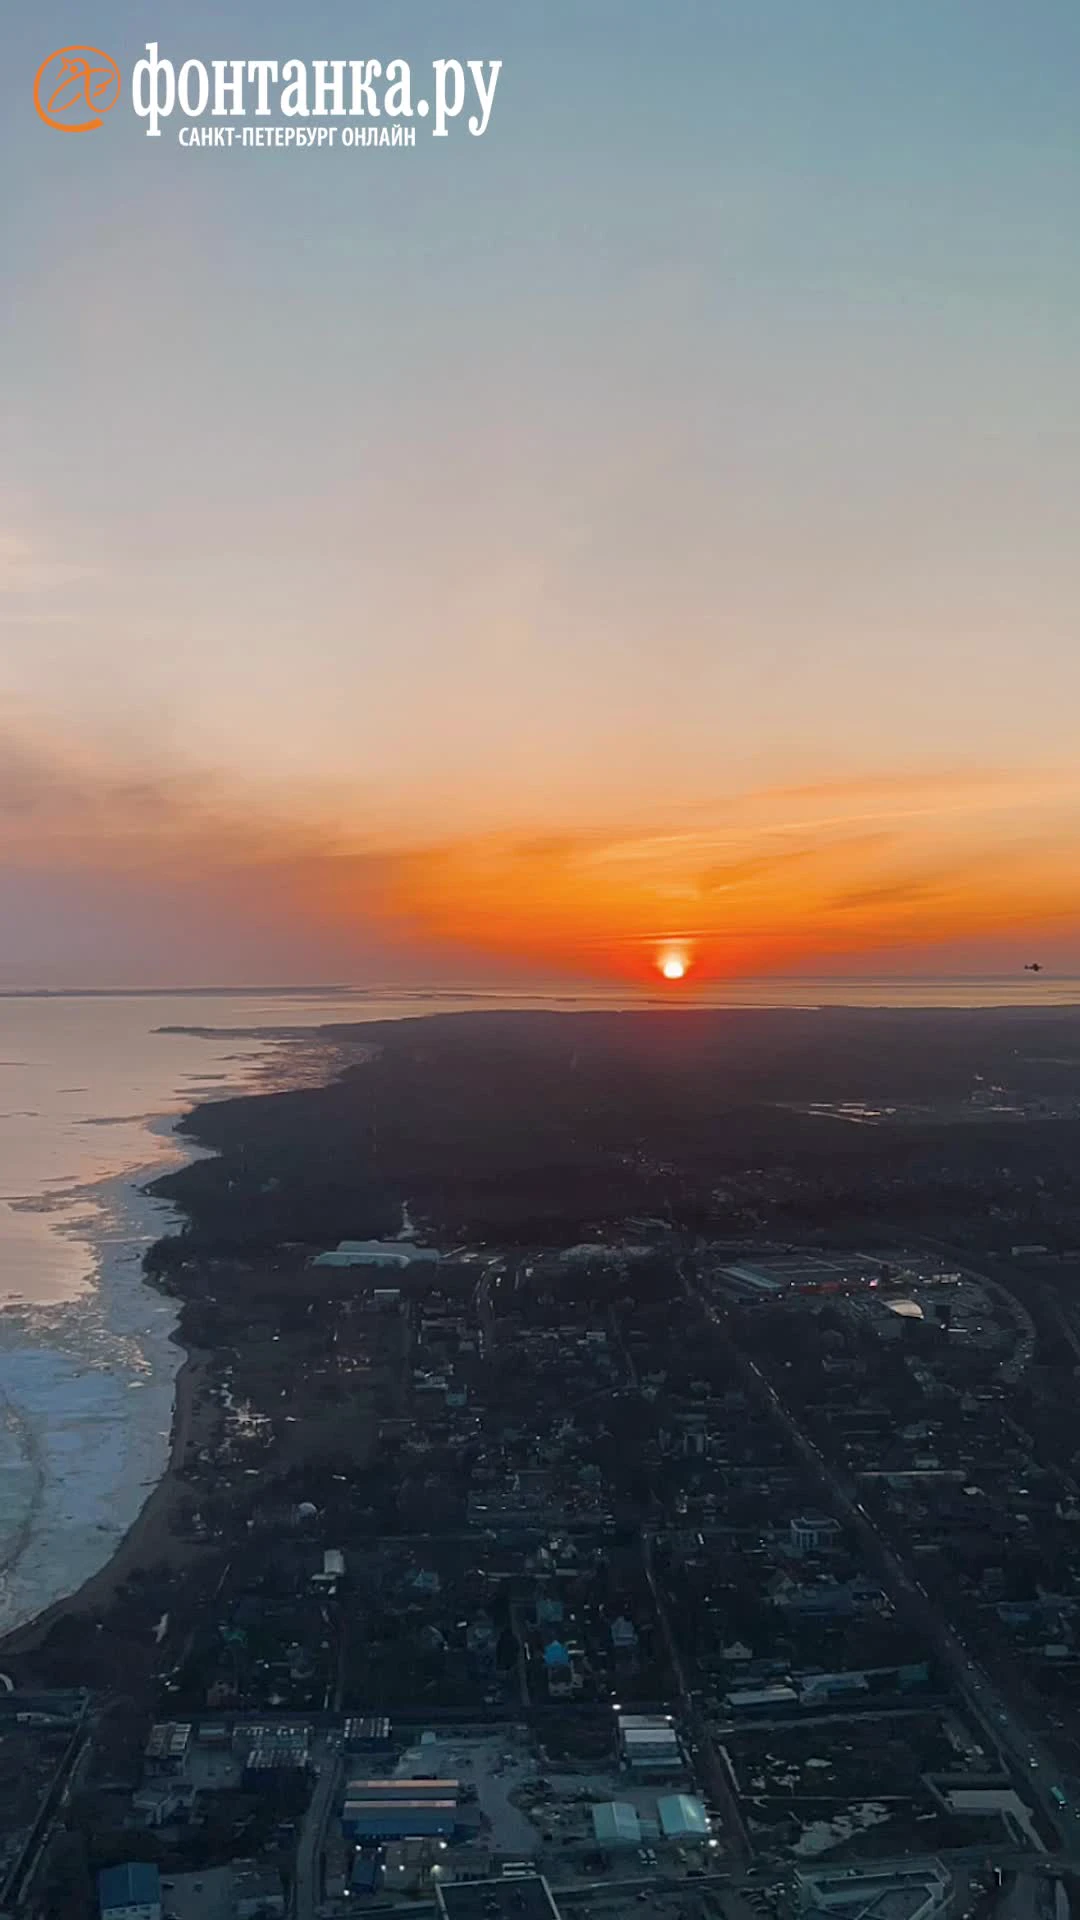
[{"left": 0, "top": 973, "right": 1078, "bottom": 1000}]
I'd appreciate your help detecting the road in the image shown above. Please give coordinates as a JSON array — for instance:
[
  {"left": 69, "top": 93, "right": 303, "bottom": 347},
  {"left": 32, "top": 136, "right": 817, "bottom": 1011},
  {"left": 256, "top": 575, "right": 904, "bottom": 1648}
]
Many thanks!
[
  {"left": 294, "top": 1738, "right": 341, "bottom": 1920},
  {"left": 281, "top": 1848, "right": 1080, "bottom": 1920},
  {"left": 641, "top": 1525, "right": 753, "bottom": 1865},
  {"left": 0, "top": 1693, "right": 91, "bottom": 1911},
  {"left": 735, "top": 1343, "right": 1080, "bottom": 1851}
]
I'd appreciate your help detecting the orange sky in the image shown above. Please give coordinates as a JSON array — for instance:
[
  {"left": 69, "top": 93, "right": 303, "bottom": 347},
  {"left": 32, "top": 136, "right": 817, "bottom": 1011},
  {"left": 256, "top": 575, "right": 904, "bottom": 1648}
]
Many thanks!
[
  {"left": 2, "top": 714, "right": 1078, "bottom": 985},
  {"left": 334, "top": 771, "right": 1080, "bottom": 983}
]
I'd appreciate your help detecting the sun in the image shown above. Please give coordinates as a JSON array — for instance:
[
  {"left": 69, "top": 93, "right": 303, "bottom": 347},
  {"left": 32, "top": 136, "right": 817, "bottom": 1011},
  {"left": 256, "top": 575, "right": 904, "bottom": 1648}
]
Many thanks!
[{"left": 660, "top": 954, "right": 687, "bottom": 981}]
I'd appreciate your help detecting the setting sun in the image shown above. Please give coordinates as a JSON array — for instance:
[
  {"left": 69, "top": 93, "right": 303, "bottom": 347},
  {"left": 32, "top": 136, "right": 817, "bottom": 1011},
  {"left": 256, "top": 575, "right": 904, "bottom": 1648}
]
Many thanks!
[{"left": 660, "top": 954, "right": 687, "bottom": 981}]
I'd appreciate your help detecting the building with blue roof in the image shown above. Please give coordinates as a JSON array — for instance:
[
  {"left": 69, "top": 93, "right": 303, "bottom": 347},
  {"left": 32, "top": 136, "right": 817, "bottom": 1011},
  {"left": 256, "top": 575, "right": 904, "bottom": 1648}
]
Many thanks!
[{"left": 98, "top": 1863, "right": 161, "bottom": 1920}]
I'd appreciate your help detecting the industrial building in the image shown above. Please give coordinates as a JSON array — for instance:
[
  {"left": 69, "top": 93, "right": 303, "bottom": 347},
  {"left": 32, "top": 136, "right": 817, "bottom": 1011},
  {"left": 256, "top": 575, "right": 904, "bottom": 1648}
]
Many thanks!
[
  {"left": 657, "top": 1794, "right": 710, "bottom": 1841},
  {"left": 435, "top": 1876, "right": 564, "bottom": 1920},
  {"left": 721, "top": 1263, "right": 786, "bottom": 1295},
  {"left": 591, "top": 1800, "right": 642, "bottom": 1847},
  {"left": 796, "top": 1857, "right": 952, "bottom": 1920},
  {"left": 342, "top": 1777, "right": 460, "bottom": 1840},
  {"left": 97, "top": 1864, "right": 162, "bottom": 1920},
  {"left": 797, "top": 1671, "right": 870, "bottom": 1706},
  {"left": 724, "top": 1683, "right": 799, "bottom": 1714},
  {"left": 311, "top": 1240, "right": 441, "bottom": 1270},
  {"left": 617, "top": 1711, "right": 683, "bottom": 1775}
]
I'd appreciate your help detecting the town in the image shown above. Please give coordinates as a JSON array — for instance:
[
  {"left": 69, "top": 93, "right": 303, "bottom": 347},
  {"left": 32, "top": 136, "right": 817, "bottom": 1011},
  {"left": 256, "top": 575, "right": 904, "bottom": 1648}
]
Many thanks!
[
  {"left": 7, "top": 1005, "right": 1080, "bottom": 1920},
  {"left": 6, "top": 1220, "right": 1080, "bottom": 1920}
]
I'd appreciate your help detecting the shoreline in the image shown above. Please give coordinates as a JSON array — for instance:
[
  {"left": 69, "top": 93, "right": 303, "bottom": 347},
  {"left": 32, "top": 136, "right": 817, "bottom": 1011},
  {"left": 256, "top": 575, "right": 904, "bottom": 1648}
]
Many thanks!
[
  {"left": 0, "top": 1018, "right": 380, "bottom": 1672},
  {"left": 0, "top": 1170, "right": 188, "bottom": 1654},
  {"left": 0, "top": 1022, "right": 373, "bottom": 1672},
  {"left": 0, "top": 1330, "right": 216, "bottom": 1664},
  {"left": 7, "top": 998, "right": 1080, "bottom": 1674},
  {"left": 0, "top": 1006, "right": 324, "bottom": 1664},
  {"left": 0, "top": 1148, "right": 222, "bottom": 1661}
]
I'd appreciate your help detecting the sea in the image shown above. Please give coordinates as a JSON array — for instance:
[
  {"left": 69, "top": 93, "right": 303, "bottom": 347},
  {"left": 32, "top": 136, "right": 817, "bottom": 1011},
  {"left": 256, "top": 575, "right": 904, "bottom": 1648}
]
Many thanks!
[{"left": 1, "top": 976, "right": 1078, "bottom": 1640}]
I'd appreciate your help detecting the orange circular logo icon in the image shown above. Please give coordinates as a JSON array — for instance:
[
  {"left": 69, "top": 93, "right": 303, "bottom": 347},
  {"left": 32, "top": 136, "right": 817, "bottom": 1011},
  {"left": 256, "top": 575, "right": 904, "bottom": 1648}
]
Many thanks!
[{"left": 34, "top": 46, "right": 121, "bottom": 131}]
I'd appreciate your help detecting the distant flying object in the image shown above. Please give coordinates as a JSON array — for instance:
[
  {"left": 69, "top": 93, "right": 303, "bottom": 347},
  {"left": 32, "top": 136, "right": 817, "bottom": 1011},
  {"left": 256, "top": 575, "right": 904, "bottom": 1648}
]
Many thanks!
[{"left": 1024, "top": 962, "right": 1043, "bottom": 973}]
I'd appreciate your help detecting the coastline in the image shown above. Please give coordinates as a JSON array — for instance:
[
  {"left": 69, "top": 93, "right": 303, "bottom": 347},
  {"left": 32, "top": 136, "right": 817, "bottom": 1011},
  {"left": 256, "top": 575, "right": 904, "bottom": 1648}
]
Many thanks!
[
  {"left": 0, "top": 1000, "right": 334, "bottom": 1660},
  {"left": 7, "top": 996, "right": 1080, "bottom": 1675},
  {"left": 0, "top": 1019, "right": 381, "bottom": 1671},
  {"left": 0, "top": 1336, "right": 216, "bottom": 1664},
  {"left": 0, "top": 1170, "right": 184, "bottom": 1644}
]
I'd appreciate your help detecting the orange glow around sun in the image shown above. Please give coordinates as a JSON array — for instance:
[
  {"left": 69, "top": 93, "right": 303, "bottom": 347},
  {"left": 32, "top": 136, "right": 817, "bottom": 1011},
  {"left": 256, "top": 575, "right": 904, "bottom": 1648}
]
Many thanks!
[{"left": 292, "top": 766, "right": 1080, "bottom": 986}]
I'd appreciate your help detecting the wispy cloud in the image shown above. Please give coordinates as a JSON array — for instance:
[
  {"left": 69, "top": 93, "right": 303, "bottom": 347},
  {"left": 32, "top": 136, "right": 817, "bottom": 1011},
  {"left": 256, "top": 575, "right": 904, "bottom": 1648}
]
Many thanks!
[
  {"left": 1, "top": 715, "right": 1079, "bottom": 982},
  {"left": 368, "top": 768, "right": 1080, "bottom": 978},
  {"left": 764, "top": 768, "right": 1023, "bottom": 804},
  {"left": 0, "top": 716, "right": 335, "bottom": 879},
  {"left": 697, "top": 846, "right": 821, "bottom": 895},
  {"left": 0, "top": 530, "right": 97, "bottom": 597}
]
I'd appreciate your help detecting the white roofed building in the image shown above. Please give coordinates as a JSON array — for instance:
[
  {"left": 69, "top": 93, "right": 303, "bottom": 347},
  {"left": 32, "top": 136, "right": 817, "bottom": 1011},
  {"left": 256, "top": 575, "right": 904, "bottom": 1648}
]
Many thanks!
[
  {"left": 617, "top": 1712, "right": 682, "bottom": 1775},
  {"left": 312, "top": 1240, "right": 441, "bottom": 1270}
]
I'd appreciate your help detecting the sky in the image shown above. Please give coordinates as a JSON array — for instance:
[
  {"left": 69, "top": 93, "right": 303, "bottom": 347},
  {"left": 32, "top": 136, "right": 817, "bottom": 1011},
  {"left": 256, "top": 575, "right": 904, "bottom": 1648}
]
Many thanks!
[{"left": 2, "top": 1, "right": 1079, "bottom": 988}]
